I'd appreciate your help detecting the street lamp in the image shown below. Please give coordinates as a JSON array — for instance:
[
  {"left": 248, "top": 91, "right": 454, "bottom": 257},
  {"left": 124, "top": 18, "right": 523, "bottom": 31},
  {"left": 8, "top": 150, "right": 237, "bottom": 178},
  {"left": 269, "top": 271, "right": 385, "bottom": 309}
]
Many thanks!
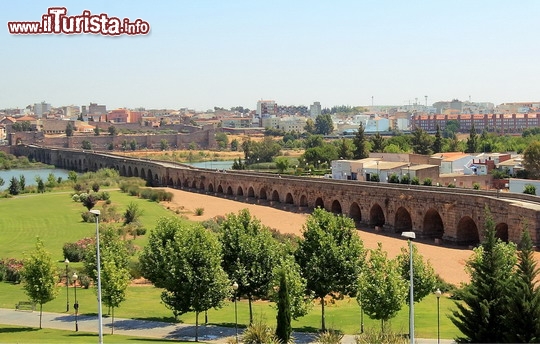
[
  {"left": 408, "top": 163, "right": 411, "bottom": 185},
  {"left": 402, "top": 231, "right": 416, "bottom": 344},
  {"left": 232, "top": 282, "right": 239, "bottom": 343},
  {"left": 435, "top": 288, "right": 442, "bottom": 344},
  {"left": 64, "top": 258, "right": 70, "bottom": 312},
  {"left": 73, "top": 272, "right": 79, "bottom": 332},
  {"left": 90, "top": 209, "right": 103, "bottom": 344}
]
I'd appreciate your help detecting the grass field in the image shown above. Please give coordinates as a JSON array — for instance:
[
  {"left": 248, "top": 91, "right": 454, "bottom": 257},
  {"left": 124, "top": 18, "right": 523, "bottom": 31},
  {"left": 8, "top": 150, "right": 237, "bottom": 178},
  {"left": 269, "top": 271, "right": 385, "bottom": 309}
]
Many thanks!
[{"left": 0, "top": 189, "right": 462, "bottom": 339}]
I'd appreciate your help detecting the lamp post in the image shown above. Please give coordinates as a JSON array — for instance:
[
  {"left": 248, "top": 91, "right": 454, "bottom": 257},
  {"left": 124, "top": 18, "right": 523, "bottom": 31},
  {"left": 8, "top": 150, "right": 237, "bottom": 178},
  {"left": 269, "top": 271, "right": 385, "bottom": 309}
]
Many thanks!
[
  {"left": 435, "top": 288, "right": 442, "bottom": 344},
  {"left": 64, "top": 258, "right": 70, "bottom": 312},
  {"left": 402, "top": 231, "right": 416, "bottom": 344},
  {"left": 90, "top": 209, "right": 103, "bottom": 344},
  {"left": 232, "top": 282, "right": 239, "bottom": 343},
  {"left": 73, "top": 272, "right": 79, "bottom": 332}
]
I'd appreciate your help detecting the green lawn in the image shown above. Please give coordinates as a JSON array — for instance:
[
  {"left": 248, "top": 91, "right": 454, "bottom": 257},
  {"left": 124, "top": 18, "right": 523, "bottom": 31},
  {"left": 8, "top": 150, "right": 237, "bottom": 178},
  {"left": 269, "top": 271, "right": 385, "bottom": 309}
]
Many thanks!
[
  {"left": 0, "top": 190, "right": 462, "bottom": 339},
  {"left": 0, "top": 324, "right": 191, "bottom": 343}
]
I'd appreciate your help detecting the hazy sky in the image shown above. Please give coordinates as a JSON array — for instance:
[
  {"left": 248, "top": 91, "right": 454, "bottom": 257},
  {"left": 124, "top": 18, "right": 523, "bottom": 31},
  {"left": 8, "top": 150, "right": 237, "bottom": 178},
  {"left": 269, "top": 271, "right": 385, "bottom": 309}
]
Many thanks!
[{"left": 1, "top": 1, "right": 539, "bottom": 111}]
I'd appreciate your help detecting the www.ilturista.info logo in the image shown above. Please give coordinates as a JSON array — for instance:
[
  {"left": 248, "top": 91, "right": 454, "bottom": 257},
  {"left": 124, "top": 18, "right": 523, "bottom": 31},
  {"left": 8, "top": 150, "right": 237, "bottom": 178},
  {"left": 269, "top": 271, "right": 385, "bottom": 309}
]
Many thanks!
[{"left": 7, "top": 7, "right": 150, "bottom": 35}]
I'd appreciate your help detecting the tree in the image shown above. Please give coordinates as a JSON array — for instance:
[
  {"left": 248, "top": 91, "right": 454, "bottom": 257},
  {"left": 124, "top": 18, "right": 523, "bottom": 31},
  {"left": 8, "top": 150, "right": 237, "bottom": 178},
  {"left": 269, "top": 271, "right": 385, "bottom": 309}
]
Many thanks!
[
  {"left": 450, "top": 206, "right": 517, "bottom": 343},
  {"left": 465, "top": 124, "right": 478, "bottom": 153},
  {"left": 444, "top": 119, "right": 460, "bottom": 138},
  {"left": 411, "top": 127, "right": 433, "bottom": 155},
  {"left": 275, "top": 269, "right": 292, "bottom": 343},
  {"left": 231, "top": 138, "right": 239, "bottom": 151},
  {"left": 358, "top": 243, "right": 407, "bottom": 331},
  {"left": 432, "top": 124, "right": 443, "bottom": 153},
  {"left": 65, "top": 122, "right": 74, "bottom": 137},
  {"left": 8, "top": 176, "right": 20, "bottom": 195},
  {"left": 295, "top": 208, "right": 365, "bottom": 331},
  {"left": 396, "top": 244, "right": 437, "bottom": 305},
  {"left": 160, "top": 139, "right": 169, "bottom": 151},
  {"left": 94, "top": 127, "right": 101, "bottom": 136},
  {"left": 315, "top": 114, "right": 334, "bottom": 135},
  {"left": 370, "top": 132, "right": 385, "bottom": 153},
  {"left": 108, "top": 126, "right": 118, "bottom": 136},
  {"left": 505, "top": 227, "right": 540, "bottom": 342},
  {"left": 523, "top": 141, "right": 540, "bottom": 179},
  {"left": 35, "top": 176, "right": 45, "bottom": 193},
  {"left": 274, "top": 157, "right": 290, "bottom": 173},
  {"left": 215, "top": 132, "right": 229, "bottom": 150},
  {"left": 124, "top": 202, "right": 143, "bottom": 225},
  {"left": 130, "top": 140, "right": 137, "bottom": 151},
  {"left": 82, "top": 140, "right": 92, "bottom": 150},
  {"left": 353, "top": 123, "right": 369, "bottom": 159},
  {"left": 19, "top": 174, "right": 26, "bottom": 191},
  {"left": 140, "top": 219, "right": 229, "bottom": 341},
  {"left": 304, "top": 118, "right": 315, "bottom": 134},
  {"left": 21, "top": 238, "right": 58, "bottom": 328},
  {"left": 68, "top": 171, "right": 78, "bottom": 182},
  {"left": 84, "top": 226, "right": 131, "bottom": 334},
  {"left": 337, "top": 138, "right": 354, "bottom": 160},
  {"left": 218, "top": 210, "right": 281, "bottom": 324}
]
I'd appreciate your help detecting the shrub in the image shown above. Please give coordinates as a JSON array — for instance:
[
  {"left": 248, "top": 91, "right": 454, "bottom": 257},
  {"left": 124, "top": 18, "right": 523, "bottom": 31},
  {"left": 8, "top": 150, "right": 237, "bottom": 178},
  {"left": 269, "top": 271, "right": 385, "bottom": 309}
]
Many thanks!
[
  {"left": 473, "top": 182, "right": 480, "bottom": 190},
  {"left": 315, "top": 329, "right": 344, "bottom": 344},
  {"left": 400, "top": 174, "right": 410, "bottom": 185},
  {"left": 195, "top": 207, "right": 205, "bottom": 216},
  {"left": 242, "top": 318, "right": 279, "bottom": 344},
  {"left": 411, "top": 176, "right": 420, "bottom": 185},
  {"left": 354, "top": 327, "right": 407, "bottom": 344},
  {"left": 72, "top": 194, "right": 81, "bottom": 202},
  {"left": 0, "top": 258, "right": 23, "bottom": 283},
  {"left": 422, "top": 178, "right": 432, "bottom": 186},
  {"left": 92, "top": 182, "right": 100, "bottom": 192},
  {"left": 524, "top": 184, "right": 536, "bottom": 195},
  {"left": 63, "top": 237, "right": 94, "bottom": 262},
  {"left": 78, "top": 273, "right": 92, "bottom": 289},
  {"left": 98, "top": 191, "right": 110, "bottom": 201},
  {"left": 388, "top": 174, "right": 400, "bottom": 183},
  {"left": 447, "top": 183, "right": 456, "bottom": 188},
  {"left": 73, "top": 183, "right": 83, "bottom": 192}
]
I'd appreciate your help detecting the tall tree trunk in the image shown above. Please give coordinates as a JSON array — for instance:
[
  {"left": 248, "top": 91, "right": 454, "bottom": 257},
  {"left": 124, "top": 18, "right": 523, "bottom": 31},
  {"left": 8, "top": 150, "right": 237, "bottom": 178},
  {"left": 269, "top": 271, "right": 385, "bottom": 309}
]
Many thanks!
[
  {"left": 321, "top": 297, "right": 326, "bottom": 331},
  {"left": 195, "top": 311, "right": 199, "bottom": 342},
  {"left": 111, "top": 307, "right": 115, "bottom": 334},
  {"left": 39, "top": 303, "right": 43, "bottom": 329},
  {"left": 248, "top": 296, "right": 253, "bottom": 325}
]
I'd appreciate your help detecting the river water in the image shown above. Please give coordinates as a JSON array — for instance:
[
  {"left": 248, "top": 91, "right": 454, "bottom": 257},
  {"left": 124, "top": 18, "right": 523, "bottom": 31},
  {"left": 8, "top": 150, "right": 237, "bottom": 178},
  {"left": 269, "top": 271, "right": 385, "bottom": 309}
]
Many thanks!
[{"left": 0, "top": 168, "right": 71, "bottom": 191}]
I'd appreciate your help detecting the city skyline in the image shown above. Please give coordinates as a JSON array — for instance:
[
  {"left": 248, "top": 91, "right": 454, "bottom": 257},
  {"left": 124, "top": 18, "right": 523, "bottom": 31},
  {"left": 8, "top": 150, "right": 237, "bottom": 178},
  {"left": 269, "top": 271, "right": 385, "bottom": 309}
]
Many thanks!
[{"left": 1, "top": 1, "right": 539, "bottom": 111}]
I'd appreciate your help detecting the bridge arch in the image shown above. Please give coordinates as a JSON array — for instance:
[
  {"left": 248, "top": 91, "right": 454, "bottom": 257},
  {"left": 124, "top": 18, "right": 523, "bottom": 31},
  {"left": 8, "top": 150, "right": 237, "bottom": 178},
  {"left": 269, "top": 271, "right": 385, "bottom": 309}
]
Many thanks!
[
  {"left": 369, "top": 203, "right": 385, "bottom": 227},
  {"left": 394, "top": 207, "right": 412, "bottom": 233},
  {"left": 260, "top": 188, "right": 267, "bottom": 200},
  {"left": 217, "top": 185, "right": 224, "bottom": 193},
  {"left": 314, "top": 197, "right": 324, "bottom": 209},
  {"left": 140, "top": 169, "right": 146, "bottom": 180},
  {"left": 271, "top": 190, "right": 280, "bottom": 202},
  {"left": 349, "top": 202, "right": 362, "bottom": 224},
  {"left": 331, "top": 200, "right": 342, "bottom": 214},
  {"left": 456, "top": 216, "right": 479, "bottom": 245},
  {"left": 191, "top": 180, "right": 197, "bottom": 189},
  {"left": 200, "top": 181, "right": 205, "bottom": 191},
  {"left": 299, "top": 195, "right": 308, "bottom": 207},
  {"left": 227, "top": 186, "right": 233, "bottom": 196},
  {"left": 122, "top": 166, "right": 127, "bottom": 176},
  {"left": 248, "top": 187, "right": 255, "bottom": 198},
  {"left": 423, "top": 208, "right": 444, "bottom": 238},
  {"left": 133, "top": 167, "right": 139, "bottom": 177},
  {"left": 208, "top": 183, "right": 214, "bottom": 193},
  {"left": 495, "top": 223, "right": 509, "bottom": 243},
  {"left": 237, "top": 186, "right": 244, "bottom": 196},
  {"left": 285, "top": 193, "right": 294, "bottom": 204}
]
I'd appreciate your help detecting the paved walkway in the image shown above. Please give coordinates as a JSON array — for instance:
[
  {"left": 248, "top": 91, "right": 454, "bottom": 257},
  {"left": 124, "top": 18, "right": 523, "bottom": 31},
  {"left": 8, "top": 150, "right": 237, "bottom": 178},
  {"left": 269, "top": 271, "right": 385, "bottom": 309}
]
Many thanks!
[{"left": 0, "top": 308, "right": 454, "bottom": 343}]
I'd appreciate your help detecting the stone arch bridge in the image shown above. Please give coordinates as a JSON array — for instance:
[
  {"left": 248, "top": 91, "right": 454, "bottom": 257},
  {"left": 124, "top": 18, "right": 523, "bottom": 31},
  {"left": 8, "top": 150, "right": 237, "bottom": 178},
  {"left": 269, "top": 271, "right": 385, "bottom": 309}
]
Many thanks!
[{"left": 15, "top": 145, "right": 540, "bottom": 247}]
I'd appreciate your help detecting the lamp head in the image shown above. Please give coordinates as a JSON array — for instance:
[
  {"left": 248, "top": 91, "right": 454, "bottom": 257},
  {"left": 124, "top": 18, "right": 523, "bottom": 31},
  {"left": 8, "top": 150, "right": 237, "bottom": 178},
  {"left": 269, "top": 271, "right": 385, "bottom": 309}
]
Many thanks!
[
  {"left": 435, "top": 288, "right": 442, "bottom": 298},
  {"left": 401, "top": 231, "right": 416, "bottom": 240},
  {"left": 232, "top": 282, "right": 239, "bottom": 290},
  {"left": 64, "top": 258, "right": 69, "bottom": 265},
  {"left": 72, "top": 272, "right": 78, "bottom": 280},
  {"left": 90, "top": 209, "right": 101, "bottom": 216}
]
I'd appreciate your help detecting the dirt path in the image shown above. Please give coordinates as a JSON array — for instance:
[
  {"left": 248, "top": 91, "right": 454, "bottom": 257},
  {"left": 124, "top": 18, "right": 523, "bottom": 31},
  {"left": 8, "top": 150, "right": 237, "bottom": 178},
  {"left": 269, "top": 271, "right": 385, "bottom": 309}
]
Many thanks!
[{"left": 162, "top": 188, "right": 471, "bottom": 286}]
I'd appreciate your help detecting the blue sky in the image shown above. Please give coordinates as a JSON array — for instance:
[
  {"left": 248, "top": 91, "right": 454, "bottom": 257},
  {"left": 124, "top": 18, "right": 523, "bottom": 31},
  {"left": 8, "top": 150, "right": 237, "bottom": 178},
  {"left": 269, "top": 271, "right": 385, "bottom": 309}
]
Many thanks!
[{"left": 1, "top": 1, "right": 539, "bottom": 111}]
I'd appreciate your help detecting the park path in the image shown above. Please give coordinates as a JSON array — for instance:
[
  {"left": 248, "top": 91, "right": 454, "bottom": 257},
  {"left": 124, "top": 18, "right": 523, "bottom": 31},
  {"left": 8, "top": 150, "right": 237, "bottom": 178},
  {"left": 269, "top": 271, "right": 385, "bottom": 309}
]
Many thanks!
[{"left": 0, "top": 308, "right": 454, "bottom": 343}]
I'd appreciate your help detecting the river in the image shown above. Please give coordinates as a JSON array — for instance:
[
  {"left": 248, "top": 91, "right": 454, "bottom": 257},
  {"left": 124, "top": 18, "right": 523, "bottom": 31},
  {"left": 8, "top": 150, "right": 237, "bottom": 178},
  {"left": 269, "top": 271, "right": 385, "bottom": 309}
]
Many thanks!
[{"left": 0, "top": 168, "right": 71, "bottom": 191}]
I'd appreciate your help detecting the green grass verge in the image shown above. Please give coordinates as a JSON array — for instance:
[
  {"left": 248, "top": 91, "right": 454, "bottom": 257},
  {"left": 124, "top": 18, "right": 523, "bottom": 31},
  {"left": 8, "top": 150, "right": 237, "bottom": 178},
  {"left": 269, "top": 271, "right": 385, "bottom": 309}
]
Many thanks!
[
  {"left": 0, "top": 324, "right": 191, "bottom": 343},
  {"left": 0, "top": 189, "right": 462, "bottom": 339}
]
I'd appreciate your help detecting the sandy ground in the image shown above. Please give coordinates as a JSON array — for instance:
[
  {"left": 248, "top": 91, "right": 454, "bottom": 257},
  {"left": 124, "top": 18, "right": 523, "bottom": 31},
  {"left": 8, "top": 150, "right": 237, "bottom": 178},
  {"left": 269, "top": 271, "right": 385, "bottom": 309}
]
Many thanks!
[{"left": 161, "top": 188, "right": 477, "bottom": 286}]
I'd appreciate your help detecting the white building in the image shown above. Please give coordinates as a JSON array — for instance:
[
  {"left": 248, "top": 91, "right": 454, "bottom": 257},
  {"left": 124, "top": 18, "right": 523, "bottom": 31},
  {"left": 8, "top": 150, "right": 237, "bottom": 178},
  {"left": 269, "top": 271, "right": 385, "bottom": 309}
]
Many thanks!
[
  {"left": 309, "top": 102, "right": 321, "bottom": 118},
  {"left": 34, "top": 101, "right": 51, "bottom": 117}
]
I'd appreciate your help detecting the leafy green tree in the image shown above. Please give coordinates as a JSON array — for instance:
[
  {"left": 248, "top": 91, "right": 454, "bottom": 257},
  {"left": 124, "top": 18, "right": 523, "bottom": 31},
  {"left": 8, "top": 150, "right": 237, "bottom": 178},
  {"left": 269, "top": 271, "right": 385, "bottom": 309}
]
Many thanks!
[
  {"left": 505, "top": 227, "right": 540, "bottom": 342},
  {"left": 274, "top": 157, "right": 290, "bottom": 173},
  {"left": 353, "top": 123, "right": 369, "bottom": 159},
  {"left": 315, "top": 114, "right": 334, "bottom": 135},
  {"left": 21, "top": 239, "right": 58, "bottom": 328},
  {"left": 215, "top": 132, "right": 229, "bottom": 150},
  {"left": 160, "top": 139, "right": 169, "bottom": 151},
  {"left": 8, "top": 176, "right": 20, "bottom": 195},
  {"left": 108, "top": 126, "right": 118, "bottom": 136},
  {"left": 465, "top": 124, "right": 478, "bottom": 153},
  {"left": 523, "top": 141, "right": 540, "bottom": 179},
  {"left": 231, "top": 138, "right": 239, "bottom": 151},
  {"left": 130, "top": 140, "right": 137, "bottom": 151},
  {"left": 35, "top": 176, "right": 45, "bottom": 193},
  {"left": 358, "top": 243, "right": 407, "bottom": 331},
  {"left": 218, "top": 209, "right": 281, "bottom": 324},
  {"left": 432, "top": 124, "right": 443, "bottom": 153},
  {"left": 370, "top": 132, "right": 385, "bottom": 153},
  {"left": 81, "top": 140, "right": 92, "bottom": 150},
  {"left": 68, "top": 171, "right": 78, "bottom": 182},
  {"left": 84, "top": 226, "right": 132, "bottom": 334},
  {"left": 450, "top": 206, "right": 517, "bottom": 343},
  {"left": 304, "top": 118, "right": 316, "bottom": 135},
  {"left": 19, "top": 174, "right": 26, "bottom": 191},
  {"left": 93, "top": 126, "right": 100, "bottom": 136},
  {"left": 124, "top": 202, "right": 143, "bottom": 225},
  {"left": 303, "top": 145, "right": 338, "bottom": 167},
  {"left": 444, "top": 119, "right": 460, "bottom": 138},
  {"left": 275, "top": 269, "right": 292, "bottom": 343},
  {"left": 304, "top": 134, "right": 324, "bottom": 149},
  {"left": 396, "top": 244, "right": 437, "bottom": 305},
  {"left": 295, "top": 208, "right": 365, "bottom": 331},
  {"left": 411, "top": 128, "right": 433, "bottom": 155},
  {"left": 336, "top": 138, "right": 354, "bottom": 160},
  {"left": 65, "top": 122, "right": 74, "bottom": 137}
]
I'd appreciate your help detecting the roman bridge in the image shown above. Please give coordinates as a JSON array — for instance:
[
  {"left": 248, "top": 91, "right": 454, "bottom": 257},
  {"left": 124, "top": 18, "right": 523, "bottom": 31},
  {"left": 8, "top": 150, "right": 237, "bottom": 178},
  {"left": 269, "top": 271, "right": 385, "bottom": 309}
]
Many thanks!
[{"left": 14, "top": 145, "right": 540, "bottom": 247}]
